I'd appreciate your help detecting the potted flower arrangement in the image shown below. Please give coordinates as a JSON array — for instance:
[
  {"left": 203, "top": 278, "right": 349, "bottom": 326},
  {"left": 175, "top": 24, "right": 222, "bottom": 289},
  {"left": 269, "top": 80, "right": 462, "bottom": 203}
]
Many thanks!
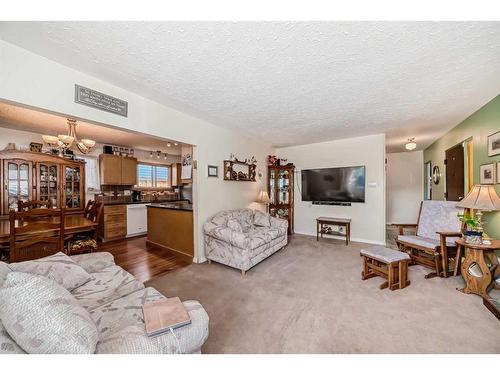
[{"left": 457, "top": 213, "right": 482, "bottom": 244}]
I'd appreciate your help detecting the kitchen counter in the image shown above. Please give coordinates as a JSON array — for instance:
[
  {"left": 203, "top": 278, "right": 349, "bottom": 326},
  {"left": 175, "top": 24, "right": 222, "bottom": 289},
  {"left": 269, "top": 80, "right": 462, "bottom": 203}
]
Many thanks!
[
  {"left": 146, "top": 202, "right": 193, "bottom": 211},
  {"left": 146, "top": 204, "right": 194, "bottom": 258}
]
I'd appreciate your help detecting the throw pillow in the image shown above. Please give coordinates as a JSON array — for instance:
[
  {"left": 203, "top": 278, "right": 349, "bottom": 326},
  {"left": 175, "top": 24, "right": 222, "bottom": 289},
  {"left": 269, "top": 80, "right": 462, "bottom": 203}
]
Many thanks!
[
  {"left": 9, "top": 252, "right": 92, "bottom": 291},
  {"left": 227, "top": 219, "right": 243, "bottom": 233},
  {"left": 0, "top": 272, "right": 98, "bottom": 354},
  {"left": 254, "top": 210, "right": 271, "bottom": 227}
]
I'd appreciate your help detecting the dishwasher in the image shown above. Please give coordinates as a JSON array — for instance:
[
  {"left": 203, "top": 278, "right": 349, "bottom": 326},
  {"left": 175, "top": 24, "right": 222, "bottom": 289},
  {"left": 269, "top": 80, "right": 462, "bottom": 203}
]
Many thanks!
[{"left": 126, "top": 204, "right": 148, "bottom": 237}]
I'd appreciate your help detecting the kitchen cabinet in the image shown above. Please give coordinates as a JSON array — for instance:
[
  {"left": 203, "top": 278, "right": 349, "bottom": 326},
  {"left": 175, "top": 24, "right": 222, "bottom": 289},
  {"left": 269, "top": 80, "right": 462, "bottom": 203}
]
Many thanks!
[
  {"left": 99, "top": 154, "right": 137, "bottom": 186},
  {"left": 121, "top": 157, "right": 138, "bottom": 185},
  {"left": 0, "top": 151, "right": 85, "bottom": 215},
  {"left": 99, "top": 204, "right": 127, "bottom": 241},
  {"left": 171, "top": 162, "right": 182, "bottom": 187}
]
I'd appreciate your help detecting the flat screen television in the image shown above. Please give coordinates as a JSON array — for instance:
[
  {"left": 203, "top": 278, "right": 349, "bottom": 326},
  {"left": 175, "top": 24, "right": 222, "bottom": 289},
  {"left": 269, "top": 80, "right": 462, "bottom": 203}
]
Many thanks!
[{"left": 301, "top": 166, "right": 365, "bottom": 203}]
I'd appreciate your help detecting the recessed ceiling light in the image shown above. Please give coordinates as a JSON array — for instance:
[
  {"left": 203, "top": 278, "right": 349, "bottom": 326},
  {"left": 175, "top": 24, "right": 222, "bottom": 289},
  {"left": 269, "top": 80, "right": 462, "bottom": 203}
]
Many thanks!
[{"left": 405, "top": 138, "right": 417, "bottom": 151}]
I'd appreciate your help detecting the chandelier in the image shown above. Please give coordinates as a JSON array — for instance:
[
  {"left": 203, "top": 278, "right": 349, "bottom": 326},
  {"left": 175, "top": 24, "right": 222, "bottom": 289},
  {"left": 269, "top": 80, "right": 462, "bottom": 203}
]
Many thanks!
[{"left": 42, "top": 119, "right": 96, "bottom": 154}]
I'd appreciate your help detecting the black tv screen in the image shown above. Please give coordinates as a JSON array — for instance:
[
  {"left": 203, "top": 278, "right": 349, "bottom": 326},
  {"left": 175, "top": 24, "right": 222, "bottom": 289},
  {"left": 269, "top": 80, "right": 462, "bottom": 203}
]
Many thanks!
[{"left": 301, "top": 166, "right": 365, "bottom": 203}]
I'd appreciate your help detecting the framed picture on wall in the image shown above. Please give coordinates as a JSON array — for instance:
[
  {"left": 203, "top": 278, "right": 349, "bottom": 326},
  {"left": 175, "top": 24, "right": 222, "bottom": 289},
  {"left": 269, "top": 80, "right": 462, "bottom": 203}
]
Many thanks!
[
  {"left": 479, "top": 163, "right": 495, "bottom": 184},
  {"left": 487, "top": 130, "right": 500, "bottom": 156},
  {"left": 207, "top": 165, "right": 218, "bottom": 178}
]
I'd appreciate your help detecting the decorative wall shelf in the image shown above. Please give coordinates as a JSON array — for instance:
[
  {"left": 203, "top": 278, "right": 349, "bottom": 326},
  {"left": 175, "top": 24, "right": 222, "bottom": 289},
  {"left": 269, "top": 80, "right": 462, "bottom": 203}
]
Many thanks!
[{"left": 223, "top": 160, "right": 256, "bottom": 182}]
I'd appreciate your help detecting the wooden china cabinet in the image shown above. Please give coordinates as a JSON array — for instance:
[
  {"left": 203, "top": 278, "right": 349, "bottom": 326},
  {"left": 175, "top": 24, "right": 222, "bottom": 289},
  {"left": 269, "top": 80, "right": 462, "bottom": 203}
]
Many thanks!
[
  {"left": 0, "top": 150, "right": 85, "bottom": 216},
  {"left": 268, "top": 164, "right": 295, "bottom": 234}
]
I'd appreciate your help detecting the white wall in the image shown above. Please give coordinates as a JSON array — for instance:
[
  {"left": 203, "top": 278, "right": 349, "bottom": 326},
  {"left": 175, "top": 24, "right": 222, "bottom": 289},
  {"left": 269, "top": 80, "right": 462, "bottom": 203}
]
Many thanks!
[
  {"left": 386, "top": 151, "right": 424, "bottom": 224},
  {"left": 0, "top": 40, "right": 273, "bottom": 262},
  {"left": 276, "top": 134, "right": 386, "bottom": 245}
]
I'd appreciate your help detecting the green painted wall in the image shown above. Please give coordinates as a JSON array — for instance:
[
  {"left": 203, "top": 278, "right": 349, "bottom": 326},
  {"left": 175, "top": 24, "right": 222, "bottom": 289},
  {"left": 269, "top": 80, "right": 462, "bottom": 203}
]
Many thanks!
[{"left": 424, "top": 94, "right": 500, "bottom": 239}]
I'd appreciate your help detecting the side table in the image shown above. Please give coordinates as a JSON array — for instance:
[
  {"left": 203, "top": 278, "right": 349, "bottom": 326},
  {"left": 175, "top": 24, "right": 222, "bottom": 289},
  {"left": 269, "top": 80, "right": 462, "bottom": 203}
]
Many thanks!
[
  {"left": 455, "top": 238, "right": 500, "bottom": 298},
  {"left": 316, "top": 217, "right": 351, "bottom": 245}
]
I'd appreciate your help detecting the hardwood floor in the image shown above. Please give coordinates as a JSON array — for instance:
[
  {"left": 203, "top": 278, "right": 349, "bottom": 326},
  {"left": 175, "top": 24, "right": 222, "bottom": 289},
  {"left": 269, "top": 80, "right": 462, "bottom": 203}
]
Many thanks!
[{"left": 97, "top": 236, "right": 191, "bottom": 282}]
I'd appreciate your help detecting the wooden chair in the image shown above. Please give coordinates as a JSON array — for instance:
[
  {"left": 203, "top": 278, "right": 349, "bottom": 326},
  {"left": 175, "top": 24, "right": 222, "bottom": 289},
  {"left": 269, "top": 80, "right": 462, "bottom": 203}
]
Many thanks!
[
  {"left": 395, "top": 200, "right": 463, "bottom": 278},
  {"left": 83, "top": 199, "right": 95, "bottom": 219},
  {"left": 67, "top": 201, "right": 103, "bottom": 255},
  {"left": 18, "top": 200, "right": 53, "bottom": 211},
  {"left": 9, "top": 208, "right": 64, "bottom": 263}
]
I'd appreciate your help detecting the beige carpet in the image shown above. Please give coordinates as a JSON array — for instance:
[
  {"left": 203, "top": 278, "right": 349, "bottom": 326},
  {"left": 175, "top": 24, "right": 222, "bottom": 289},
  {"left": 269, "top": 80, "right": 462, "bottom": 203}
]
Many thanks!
[{"left": 146, "top": 234, "right": 500, "bottom": 354}]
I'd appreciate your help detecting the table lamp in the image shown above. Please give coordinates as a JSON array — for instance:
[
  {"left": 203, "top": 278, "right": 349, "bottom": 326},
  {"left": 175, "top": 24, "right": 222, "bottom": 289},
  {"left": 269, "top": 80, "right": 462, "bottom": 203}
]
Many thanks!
[
  {"left": 456, "top": 184, "right": 500, "bottom": 239},
  {"left": 255, "top": 190, "right": 271, "bottom": 212}
]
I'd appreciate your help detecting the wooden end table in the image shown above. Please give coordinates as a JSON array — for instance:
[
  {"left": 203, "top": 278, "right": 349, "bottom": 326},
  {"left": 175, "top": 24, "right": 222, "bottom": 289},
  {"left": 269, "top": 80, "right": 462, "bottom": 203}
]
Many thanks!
[
  {"left": 455, "top": 238, "right": 500, "bottom": 299},
  {"left": 316, "top": 217, "right": 351, "bottom": 245}
]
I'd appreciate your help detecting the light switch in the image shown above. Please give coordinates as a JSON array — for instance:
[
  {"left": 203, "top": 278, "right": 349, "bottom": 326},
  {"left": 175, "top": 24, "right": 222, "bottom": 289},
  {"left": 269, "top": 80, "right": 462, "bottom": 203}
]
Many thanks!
[{"left": 367, "top": 182, "right": 377, "bottom": 188}]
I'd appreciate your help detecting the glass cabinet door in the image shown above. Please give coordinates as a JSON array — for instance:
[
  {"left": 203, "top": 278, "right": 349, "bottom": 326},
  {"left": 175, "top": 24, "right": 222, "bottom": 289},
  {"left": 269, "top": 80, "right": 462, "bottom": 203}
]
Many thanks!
[
  {"left": 5, "top": 160, "right": 32, "bottom": 211},
  {"left": 277, "top": 169, "right": 290, "bottom": 205},
  {"left": 269, "top": 169, "right": 276, "bottom": 205},
  {"left": 38, "top": 163, "right": 59, "bottom": 207},
  {"left": 64, "top": 165, "right": 82, "bottom": 209}
]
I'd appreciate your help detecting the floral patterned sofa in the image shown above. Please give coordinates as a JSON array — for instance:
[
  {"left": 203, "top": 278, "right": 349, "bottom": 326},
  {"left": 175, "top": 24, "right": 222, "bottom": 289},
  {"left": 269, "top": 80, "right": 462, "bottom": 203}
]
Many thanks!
[
  {"left": 0, "top": 252, "right": 209, "bottom": 354},
  {"left": 203, "top": 208, "right": 288, "bottom": 275}
]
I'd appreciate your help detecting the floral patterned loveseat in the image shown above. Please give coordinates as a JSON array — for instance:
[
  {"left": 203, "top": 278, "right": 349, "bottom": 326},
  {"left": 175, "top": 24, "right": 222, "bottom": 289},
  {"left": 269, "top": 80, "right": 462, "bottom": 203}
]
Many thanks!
[{"left": 203, "top": 209, "right": 288, "bottom": 275}]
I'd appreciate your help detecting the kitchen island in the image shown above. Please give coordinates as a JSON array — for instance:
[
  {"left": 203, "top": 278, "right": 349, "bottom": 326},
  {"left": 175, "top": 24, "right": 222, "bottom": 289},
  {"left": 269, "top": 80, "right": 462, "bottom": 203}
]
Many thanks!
[{"left": 146, "top": 202, "right": 194, "bottom": 260}]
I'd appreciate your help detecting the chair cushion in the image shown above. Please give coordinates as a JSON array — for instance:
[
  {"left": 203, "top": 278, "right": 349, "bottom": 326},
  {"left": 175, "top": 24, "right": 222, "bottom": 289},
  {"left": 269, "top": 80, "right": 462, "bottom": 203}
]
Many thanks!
[
  {"left": 398, "top": 235, "right": 458, "bottom": 250},
  {"left": 0, "top": 272, "right": 98, "bottom": 354},
  {"left": 417, "top": 200, "right": 463, "bottom": 241},
  {"left": 9, "top": 252, "right": 92, "bottom": 291},
  {"left": 360, "top": 246, "right": 410, "bottom": 263},
  {"left": 253, "top": 210, "right": 271, "bottom": 227},
  {"left": 71, "top": 265, "right": 144, "bottom": 311},
  {"left": 91, "top": 287, "right": 209, "bottom": 354}
]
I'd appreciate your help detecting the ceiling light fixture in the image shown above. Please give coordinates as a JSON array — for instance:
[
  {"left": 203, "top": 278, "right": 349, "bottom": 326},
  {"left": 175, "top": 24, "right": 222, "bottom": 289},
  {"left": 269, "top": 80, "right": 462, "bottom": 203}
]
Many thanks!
[
  {"left": 157, "top": 151, "right": 161, "bottom": 159},
  {"left": 150, "top": 151, "right": 153, "bottom": 158},
  {"left": 174, "top": 143, "right": 178, "bottom": 146},
  {"left": 42, "top": 119, "right": 96, "bottom": 154},
  {"left": 167, "top": 142, "right": 171, "bottom": 147},
  {"left": 405, "top": 138, "right": 417, "bottom": 151}
]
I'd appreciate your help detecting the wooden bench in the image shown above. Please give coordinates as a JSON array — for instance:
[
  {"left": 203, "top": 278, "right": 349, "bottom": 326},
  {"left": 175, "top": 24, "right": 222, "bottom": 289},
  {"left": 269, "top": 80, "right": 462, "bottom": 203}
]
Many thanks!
[{"left": 360, "top": 246, "right": 411, "bottom": 291}]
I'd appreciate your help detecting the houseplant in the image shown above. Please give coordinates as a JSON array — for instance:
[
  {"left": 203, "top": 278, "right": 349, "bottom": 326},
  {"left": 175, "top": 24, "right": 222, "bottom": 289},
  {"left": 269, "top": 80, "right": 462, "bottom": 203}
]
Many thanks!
[{"left": 457, "top": 213, "right": 482, "bottom": 244}]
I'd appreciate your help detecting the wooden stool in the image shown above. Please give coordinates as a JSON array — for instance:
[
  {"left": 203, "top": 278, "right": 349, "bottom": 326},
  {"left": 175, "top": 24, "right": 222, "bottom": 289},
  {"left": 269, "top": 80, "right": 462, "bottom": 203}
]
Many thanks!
[{"left": 360, "top": 246, "right": 411, "bottom": 291}]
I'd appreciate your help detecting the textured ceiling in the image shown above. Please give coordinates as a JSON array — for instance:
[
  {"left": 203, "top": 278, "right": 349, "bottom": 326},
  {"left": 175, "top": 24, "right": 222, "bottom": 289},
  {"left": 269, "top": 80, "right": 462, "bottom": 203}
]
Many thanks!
[
  {"left": 0, "top": 102, "right": 183, "bottom": 154},
  {"left": 1, "top": 21, "right": 500, "bottom": 152}
]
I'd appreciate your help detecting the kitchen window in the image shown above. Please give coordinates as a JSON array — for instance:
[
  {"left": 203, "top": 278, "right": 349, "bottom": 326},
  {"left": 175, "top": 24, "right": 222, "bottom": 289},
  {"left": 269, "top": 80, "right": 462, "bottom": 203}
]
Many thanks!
[{"left": 137, "top": 163, "right": 170, "bottom": 188}]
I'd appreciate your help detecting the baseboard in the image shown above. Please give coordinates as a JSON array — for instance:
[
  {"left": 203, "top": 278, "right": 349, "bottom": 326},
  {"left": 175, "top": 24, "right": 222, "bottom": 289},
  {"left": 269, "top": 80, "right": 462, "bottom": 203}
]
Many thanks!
[{"left": 293, "top": 230, "right": 386, "bottom": 246}]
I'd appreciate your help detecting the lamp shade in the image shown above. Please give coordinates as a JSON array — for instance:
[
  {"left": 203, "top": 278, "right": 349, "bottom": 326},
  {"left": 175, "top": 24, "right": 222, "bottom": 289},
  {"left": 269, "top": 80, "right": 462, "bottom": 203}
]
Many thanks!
[
  {"left": 255, "top": 190, "right": 270, "bottom": 204},
  {"left": 456, "top": 185, "right": 500, "bottom": 211}
]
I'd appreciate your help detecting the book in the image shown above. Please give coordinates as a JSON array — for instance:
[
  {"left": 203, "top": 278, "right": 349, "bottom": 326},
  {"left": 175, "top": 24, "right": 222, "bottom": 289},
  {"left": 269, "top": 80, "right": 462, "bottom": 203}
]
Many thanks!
[{"left": 143, "top": 297, "right": 191, "bottom": 337}]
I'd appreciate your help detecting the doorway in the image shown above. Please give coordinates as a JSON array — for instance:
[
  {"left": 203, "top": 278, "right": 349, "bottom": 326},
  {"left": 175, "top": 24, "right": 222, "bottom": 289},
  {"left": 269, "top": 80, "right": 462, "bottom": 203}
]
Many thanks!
[
  {"left": 424, "top": 161, "right": 432, "bottom": 200},
  {"left": 445, "top": 143, "right": 465, "bottom": 201}
]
